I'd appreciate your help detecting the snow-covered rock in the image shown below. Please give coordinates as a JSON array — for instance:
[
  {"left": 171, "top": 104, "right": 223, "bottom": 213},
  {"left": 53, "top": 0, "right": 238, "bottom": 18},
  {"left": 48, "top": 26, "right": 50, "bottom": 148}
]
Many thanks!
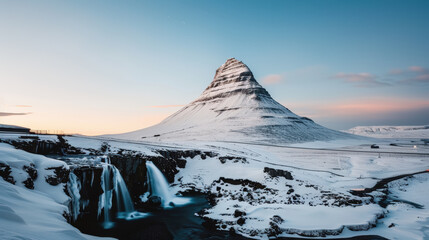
[
  {"left": 0, "top": 143, "right": 108, "bottom": 240},
  {"left": 109, "top": 58, "right": 354, "bottom": 143}
]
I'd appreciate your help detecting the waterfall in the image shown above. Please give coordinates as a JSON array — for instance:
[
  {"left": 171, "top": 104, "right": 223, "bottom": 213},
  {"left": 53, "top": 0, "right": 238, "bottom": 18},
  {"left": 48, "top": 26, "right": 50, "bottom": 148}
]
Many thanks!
[
  {"left": 67, "top": 172, "right": 81, "bottom": 221},
  {"left": 97, "top": 156, "right": 145, "bottom": 229},
  {"left": 145, "top": 161, "right": 174, "bottom": 208},
  {"left": 99, "top": 163, "right": 114, "bottom": 229}
]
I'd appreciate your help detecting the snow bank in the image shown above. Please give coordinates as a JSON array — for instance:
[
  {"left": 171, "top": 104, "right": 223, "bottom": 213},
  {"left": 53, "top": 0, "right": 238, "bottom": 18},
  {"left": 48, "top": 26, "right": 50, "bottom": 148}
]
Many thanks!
[{"left": 0, "top": 143, "right": 111, "bottom": 240}]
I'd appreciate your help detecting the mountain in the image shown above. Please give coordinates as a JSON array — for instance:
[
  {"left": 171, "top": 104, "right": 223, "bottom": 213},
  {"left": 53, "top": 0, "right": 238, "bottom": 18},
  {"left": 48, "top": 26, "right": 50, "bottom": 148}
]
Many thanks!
[
  {"left": 346, "top": 125, "right": 429, "bottom": 138},
  {"left": 111, "top": 58, "right": 353, "bottom": 143}
]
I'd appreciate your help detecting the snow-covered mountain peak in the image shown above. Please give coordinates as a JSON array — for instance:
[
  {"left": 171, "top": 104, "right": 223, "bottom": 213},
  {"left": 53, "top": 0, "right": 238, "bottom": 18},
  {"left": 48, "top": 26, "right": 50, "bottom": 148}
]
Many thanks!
[
  {"left": 110, "top": 58, "right": 354, "bottom": 143},
  {"left": 195, "top": 58, "right": 272, "bottom": 105},
  {"left": 213, "top": 58, "right": 251, "bottom": 79}
]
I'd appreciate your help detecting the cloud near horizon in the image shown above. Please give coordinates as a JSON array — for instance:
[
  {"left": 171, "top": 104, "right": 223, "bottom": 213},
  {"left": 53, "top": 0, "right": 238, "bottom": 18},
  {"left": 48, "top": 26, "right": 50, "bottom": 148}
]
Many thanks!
[
  {"left": 0, "top": 112, "right": 31, "bottom": 117},
  {"left": 261, "top": 74, "right": 284, "bottom": 85},
  {"left": 285, "top": 97, "right": 429, "bottom": 121},
  {"left": 387, "top": 66, "right": 429, "bottom": 84},
  {"left": 146, "top": 104, "right": 185, "bottom": 108}
]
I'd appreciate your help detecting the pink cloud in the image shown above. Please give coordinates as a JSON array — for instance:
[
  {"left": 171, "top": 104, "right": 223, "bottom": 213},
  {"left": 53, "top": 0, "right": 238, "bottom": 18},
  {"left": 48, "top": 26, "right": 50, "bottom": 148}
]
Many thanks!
[
  {"left": 262, "top": 74, "right": 283, "bottom": 85},
  {"left": 285, "top": 97, "right": 429, "bottom": 119},
  {"left": 408, "top": 66, "right": 426, "bottom": 73},
  {"left": 333, "top": 72, "right": 387, "bottom": 87}
]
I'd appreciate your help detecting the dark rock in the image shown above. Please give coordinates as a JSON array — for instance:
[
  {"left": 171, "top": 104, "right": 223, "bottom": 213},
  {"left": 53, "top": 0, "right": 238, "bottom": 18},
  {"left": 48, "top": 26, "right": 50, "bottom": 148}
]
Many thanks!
[
  {"left": 45, "top": 166, "right": 70, "bottom": 186},
  {"left": 219, "top": 156, "right": 248, "bottom": 164},
  {"left": 23, "top": 178, "right": 34, "bottom": 189},
  {"left": 67, "top": 166, "right": 104, "bottom": 226},
  {"left": 0, "top": 163, "right": 15, "bottom": 184},
  {"left": 271, "top": 215, "right": 284, "bottom": 224},
  {"left": 0, "top": 137, "right": 84, "bottom": 155},
  {"left": 234, "top": 209, "right": 246, "bottom": 218},
  {"left": 23, "top": 164, "right": 38, "bottom": 180},
  {"left": 100, "top": 142, "right": 110, "bottom": 152},
  {"left": 388, "top": 223, "right": 395, "bottom": 228},
  {"left": 22, "top": 164, "right": 38, "bottom": 189},
  {"left": 237, "top": 217, "right": 246, "bottom": 226},
  {"left": 201, "top": 217, "right": 219, "bottom": 231},
  {"left": 264, "top": 167, "right": 293, "bottom": 180},
  {"left": 148, "top": 196, "right": 162, "bottom": 207},
  {"left": 215, "top": 177, "right": 267, "bottom": 190}
]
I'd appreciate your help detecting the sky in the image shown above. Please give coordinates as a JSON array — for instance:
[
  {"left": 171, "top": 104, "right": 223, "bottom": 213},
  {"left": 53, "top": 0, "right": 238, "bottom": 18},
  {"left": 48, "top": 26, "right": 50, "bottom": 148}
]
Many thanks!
[{"left": 1, "top": 0, "right": 428, "bottom": 135}]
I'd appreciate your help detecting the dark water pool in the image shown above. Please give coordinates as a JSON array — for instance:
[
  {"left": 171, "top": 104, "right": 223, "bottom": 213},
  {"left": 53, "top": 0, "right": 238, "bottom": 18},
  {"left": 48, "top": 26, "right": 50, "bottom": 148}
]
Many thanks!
[{"left": 75, "top": 194, "right": 247, "bottom": 240}]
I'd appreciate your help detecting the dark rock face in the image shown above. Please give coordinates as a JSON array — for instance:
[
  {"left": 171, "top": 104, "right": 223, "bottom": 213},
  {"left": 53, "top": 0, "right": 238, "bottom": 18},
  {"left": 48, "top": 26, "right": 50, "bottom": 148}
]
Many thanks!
[
  {"left": 147, "top": 196, "right": 162, "bottom": 208},
  {"left": 219, "top": 156, "right": 248, "bottom": 164},
  {"left": 24, "top": 164, "right": 38, "bottom": 179},
  {"left": 67, "top": 166, "right": 104, "bottom": 227},
  {"left": 237, "top": 217, "right": 246, "bottom": 226},
  {"left": 45, "top": 166, "right": 70, "bottom": 186},
  {"left": 214, "top": 177, "right": 267, "bottom": 190},
  {"left": 0, "top": 136, "right": 84, "bottom": 155},
  {"left": 22, "top": 164, "right": 38, "bottom": 189},
  {"left": 264, "top": 167, "right": 293, "bottom": 180},
  {"left": 0, "top": 163, "right": 15, "bottom": 184},
  {"left": 234, "top": 209, "right": 246, "bottom": 218}
]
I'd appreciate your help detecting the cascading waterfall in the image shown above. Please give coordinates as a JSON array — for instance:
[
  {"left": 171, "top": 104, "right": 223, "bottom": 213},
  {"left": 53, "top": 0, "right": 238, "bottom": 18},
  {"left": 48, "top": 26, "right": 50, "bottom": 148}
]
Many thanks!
[
  {"left": 98, "top": 155, "right": 143, "bottom": 229},
  {"left": 146, "top": 161, "right": 173, "bottom": 207}
]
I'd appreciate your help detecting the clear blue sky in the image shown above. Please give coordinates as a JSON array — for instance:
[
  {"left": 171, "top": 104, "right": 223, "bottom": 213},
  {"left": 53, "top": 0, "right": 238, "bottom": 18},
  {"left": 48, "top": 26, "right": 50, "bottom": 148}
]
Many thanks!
[{"left": 1, "top": 0, "right": 428, "bottom": 134}]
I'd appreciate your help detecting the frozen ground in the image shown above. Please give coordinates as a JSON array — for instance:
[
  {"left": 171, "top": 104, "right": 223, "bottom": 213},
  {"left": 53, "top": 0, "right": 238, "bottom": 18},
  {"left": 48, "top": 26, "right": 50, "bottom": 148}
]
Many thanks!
[{"left": 0, "top": 133, "right": 428, "bottom": 239}]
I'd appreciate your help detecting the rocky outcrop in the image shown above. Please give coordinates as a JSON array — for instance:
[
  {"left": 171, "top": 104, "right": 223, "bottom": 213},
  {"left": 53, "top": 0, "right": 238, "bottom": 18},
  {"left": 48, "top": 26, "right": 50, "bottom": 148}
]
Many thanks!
[
  {"left": 264, "top": 167, "right": 293, "bottom": 180},
  {"left": 0, "top": 136, "right": 84, "bottom": 155},
  {"left": 219, "top": 156, "right": 248, "bottom": 164},
  {"left": 0, "top": 162, "right": 15, "bottom": 184}
]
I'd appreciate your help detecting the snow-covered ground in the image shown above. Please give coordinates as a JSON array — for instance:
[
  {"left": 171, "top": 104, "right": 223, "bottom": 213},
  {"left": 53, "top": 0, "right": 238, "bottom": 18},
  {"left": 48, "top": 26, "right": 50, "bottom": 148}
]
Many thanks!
[
  {"left": 0, "top": 143, "right": 111, "bottom": 240},
  {"left": 346, "top": 125, "right": 429, "bottom": 139},
  {"left": 1, "top": 133, "right": 428, "bottom": 239}
]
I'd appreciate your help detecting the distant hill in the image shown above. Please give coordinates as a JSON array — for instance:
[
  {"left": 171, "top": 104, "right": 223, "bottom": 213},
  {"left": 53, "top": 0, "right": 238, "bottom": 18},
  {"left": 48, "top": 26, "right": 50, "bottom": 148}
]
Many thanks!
[
  {"left": 0, "top": 124, "right": 30, "bottom": 133},
  {"left": 345, "top": 125, "right": 429, "bottom": 138}
]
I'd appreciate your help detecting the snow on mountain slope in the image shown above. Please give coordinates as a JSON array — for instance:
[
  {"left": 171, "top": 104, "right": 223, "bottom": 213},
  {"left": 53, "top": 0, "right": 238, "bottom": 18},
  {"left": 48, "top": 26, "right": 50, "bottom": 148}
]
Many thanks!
[
  {"left": 346, "top": 125, "right": 429, "bottom": 138},
  {"left": 110, "top": 58, "right": 354, "bottom": 143}
]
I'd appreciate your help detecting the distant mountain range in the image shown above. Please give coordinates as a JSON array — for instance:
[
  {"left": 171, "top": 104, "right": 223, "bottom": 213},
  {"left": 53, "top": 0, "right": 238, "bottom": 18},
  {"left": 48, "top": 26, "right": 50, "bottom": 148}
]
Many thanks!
[
  {"left": 346, "top": 125, "right": 429, "bottom": 138},
  {"left": 108, "top": 58, "right": 354, "bottom": 143}
]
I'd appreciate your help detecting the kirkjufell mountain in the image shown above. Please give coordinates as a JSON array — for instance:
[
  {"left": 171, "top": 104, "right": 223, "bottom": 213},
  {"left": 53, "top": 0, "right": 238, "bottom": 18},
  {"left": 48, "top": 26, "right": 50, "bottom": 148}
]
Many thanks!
[{"left": 112, "top": 58, "right": 352, "bottom": 143}]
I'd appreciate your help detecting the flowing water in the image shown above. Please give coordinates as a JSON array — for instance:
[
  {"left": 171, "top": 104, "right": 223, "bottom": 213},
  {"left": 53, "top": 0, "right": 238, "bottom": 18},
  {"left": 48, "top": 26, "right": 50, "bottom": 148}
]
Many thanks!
[
  {"left": 145, "top": 161, "right": 192, "bottom": 208},
  {"left": 146, "top": 161, "right": 173, "bottom": 207},
  {"left": 98, "top": 157, "right": 147, "bottom": 228}
]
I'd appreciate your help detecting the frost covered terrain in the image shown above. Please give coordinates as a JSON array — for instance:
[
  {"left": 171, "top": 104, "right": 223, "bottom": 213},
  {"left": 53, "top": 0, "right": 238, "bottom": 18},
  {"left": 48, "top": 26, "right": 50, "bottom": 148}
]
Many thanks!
[
  {"left": 346, "top": 126, "right": 429, "bottom": 139},
  {"left": 1, "top": 133, "right": 428, "bottom": 239},
  {"left": 0, "top": 143, "right": 110, "bottom": 240}
]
